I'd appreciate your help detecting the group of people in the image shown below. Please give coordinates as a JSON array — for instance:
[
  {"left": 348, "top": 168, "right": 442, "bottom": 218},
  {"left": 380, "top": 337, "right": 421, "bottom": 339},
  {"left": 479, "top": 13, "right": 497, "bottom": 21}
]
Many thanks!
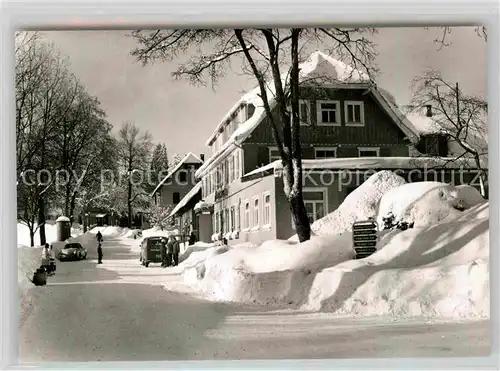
[{"left": 160, "top": 235, "right": 180, "bottom": 268}]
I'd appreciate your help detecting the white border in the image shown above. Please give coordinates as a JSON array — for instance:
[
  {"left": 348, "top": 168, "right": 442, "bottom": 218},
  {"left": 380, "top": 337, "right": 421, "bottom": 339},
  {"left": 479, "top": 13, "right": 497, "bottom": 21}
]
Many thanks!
[{"left": 1, "top": 0, "right": 499, "bottom": 369}]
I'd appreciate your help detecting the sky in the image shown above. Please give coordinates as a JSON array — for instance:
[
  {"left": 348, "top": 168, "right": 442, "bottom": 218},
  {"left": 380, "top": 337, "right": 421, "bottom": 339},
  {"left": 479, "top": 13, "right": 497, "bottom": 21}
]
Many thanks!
[{"left": 41, "top": 27, "right": 487, "bottom": 159}]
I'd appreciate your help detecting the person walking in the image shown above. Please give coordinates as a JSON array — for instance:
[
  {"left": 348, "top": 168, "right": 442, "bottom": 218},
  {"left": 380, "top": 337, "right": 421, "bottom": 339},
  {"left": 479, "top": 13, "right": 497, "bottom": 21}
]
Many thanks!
[
  {"left": 188, "top": 231, "right": 196, "bottom": 246},
  {"left": 172, "top": 236, "right": 180, "bottom": 267},
  {"left": 97, "top": 242, "right": 103, "bottom": 264},
  {"left": 160, "top": 238, "right": 167, "bottom": 268},
  {"left": 96, "top": 230, "right": 103, "bottom": 243},
  {"left": 166, "top": 236, "right": 174, "bottom": 267}
]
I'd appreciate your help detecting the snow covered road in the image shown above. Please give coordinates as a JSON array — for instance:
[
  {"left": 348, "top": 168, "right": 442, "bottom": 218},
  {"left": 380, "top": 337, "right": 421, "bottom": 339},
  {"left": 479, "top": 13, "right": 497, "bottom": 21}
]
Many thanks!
[{"left": 19, "top": 237, "right": 490, "bottom": 362}]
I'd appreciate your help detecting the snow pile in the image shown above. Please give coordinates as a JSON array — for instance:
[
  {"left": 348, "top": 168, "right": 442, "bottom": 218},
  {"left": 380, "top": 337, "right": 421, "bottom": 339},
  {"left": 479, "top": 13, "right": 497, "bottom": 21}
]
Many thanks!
[
  {"left": 18, "top": 246, "right": 43, "bottom": 299},
  {"left": 311, "top": 171, "right": 407, "bottom": 236},
  {"left": 376, "top": 182, "right": 485, "bottom": 228},
  {"left": 17, "top": 222, "right": 83, "bottom": 248},
  {"left": 304, "top": 205, "right": 489, "bottom": 319},
  {"left": 183, "top": 235, "right": 355, "bottom": 305},
  {"left": 179, "top": 242, "right": 215, "bottom": 264}
]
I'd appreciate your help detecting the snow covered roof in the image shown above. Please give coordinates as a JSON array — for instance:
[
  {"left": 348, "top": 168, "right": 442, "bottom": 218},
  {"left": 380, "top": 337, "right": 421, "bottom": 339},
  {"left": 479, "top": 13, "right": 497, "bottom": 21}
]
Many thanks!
[
  {"left": 405, "top": 112, "right": 442, "bottom": 135},
  {"left": 169, "top": 182, "right": 202, "bottom": 217},
  {"left": 151, "top": 152, "right": 203, "bottom": 196},
  {"left": 196, "top": 51, "right": 424, "bottom": 179},
  {"left": 55, "top": 216, "right": 70, "bottom": 222},
  {"left": 194, "top": 200, "right": 214, "bottom": 212}
]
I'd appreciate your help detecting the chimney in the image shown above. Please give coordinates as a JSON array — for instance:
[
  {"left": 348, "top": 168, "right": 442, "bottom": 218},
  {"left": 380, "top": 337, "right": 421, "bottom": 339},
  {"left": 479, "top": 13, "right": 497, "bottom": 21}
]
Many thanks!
[
  {"left": 425, "top": 105, "right": 433, "bottom": 117},
  {"left": 200, "top": 154, "right": 205, "bottom": 162}
]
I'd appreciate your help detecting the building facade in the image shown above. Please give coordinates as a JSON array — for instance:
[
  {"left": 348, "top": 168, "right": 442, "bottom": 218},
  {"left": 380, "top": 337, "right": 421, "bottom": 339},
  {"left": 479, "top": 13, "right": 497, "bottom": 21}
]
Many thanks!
[{"left": 172, "top": 51, "right": 486, "bottom": 246}]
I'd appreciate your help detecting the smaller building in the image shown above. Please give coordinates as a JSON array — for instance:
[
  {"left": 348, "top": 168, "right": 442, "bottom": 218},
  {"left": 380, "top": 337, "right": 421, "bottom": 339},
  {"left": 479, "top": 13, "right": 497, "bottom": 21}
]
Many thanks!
[{"left": 150, "top": 152, "right": 204, "bottom": 229}]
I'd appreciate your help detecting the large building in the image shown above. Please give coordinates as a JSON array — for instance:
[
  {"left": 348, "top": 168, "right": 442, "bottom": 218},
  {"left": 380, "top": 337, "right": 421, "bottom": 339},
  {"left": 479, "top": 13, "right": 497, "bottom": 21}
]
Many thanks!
[{"left": 170, "top": 51, "right": 485, "bottom": 246}]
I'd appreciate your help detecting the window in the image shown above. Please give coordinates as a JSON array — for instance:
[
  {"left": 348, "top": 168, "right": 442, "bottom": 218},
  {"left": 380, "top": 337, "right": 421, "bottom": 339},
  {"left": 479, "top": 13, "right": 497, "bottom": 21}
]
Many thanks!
[
  {"left": 214, "top": 212, "right": 219, "bottom": 233},
  {"left": 288, "top": 100, "right": 310, "bottom": 126},
  {"left": 253, "top": 197, "right": 260, "bottom": 227},
  {"left": 224, "top": 209, "right": 230, "bottom": 233},
  {"left": 263, "top": 193, "right": 271, "bottom": 227},
  {"left": 229, "top": 155, "right": 234, "bottom": 182},
  {"left": 234, "top": 152, "right": 240, "bottom": 179},
  {"left": 315, "top": 148, "right": 337, "bottom": 159},
  {"left": 345, "top": 101, "right": 365, "bottom": 126},
  {"left": 230, "top": 206, "right": 235, "bottom": 231},
  {"left": 243, "top": 200, "right": 250, "bottom": 229},
  {"left": 292, "top": 188, "right": 327, "bottom": 227},
  {"left": 173, "top": 192, "right": 180, "bottom": 204},
  {"left": 224, "top": 159, "right": 229, "bottom": 184},
  {"left": 236, "top": 203, "right": 241, "bottom": 230},
  {"left": 179, "top": 170, "right": 187, "bottom": 183},
  {"left": 316, "top": 100, "right": 340, "bottom": 126},
  {"left": 269, "top": 147, "right": 281, "bottom": 162},
  {"left": 358, "top": 147, "right": 380, "bottom": 157}
]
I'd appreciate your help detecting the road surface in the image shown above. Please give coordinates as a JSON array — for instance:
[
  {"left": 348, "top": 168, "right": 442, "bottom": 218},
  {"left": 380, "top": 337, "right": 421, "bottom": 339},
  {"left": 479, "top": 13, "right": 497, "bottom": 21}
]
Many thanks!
[{"left": 19, "top": 236, "right": 490, "bottom": 362}]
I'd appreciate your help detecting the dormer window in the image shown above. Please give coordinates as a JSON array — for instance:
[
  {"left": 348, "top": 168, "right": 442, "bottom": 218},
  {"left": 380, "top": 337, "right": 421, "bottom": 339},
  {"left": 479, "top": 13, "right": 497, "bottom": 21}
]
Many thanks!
[{"left": 425, "top": 105, "right": 433, "bottom": 117}]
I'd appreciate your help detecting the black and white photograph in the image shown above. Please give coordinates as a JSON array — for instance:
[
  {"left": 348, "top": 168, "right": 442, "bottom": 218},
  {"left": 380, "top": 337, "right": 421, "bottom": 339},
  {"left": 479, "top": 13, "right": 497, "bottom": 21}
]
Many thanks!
[{"left": 16, "top": 26, "right": 489, "bottom": 362}]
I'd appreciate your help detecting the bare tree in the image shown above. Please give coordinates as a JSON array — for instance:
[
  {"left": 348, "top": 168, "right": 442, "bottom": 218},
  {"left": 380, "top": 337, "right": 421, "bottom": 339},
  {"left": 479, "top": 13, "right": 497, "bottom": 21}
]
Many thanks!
[
  {"left": 432, "top": 26, "right": 487, "bottom": 50},
  {"left": 117, "top": 121, "right": 153, "bottom": 227},
  {"left": 130, "top": 28, "right": 377, "bottom": 242},
  {"left": 16, "top": 33, "right": 115, "bottom": 244},
  {"left": 409, "top": 70, "right": 488, "bottom": 196},
  {"left": 148, "top": 205, "right": 173, "bottom": 231}
]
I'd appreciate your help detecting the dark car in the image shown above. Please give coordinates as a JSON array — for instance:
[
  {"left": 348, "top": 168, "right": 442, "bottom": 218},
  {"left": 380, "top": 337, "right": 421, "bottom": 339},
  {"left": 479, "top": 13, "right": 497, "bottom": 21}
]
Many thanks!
[
  {"left": 57, "top": 242, "right": 88, "bottom": 261},
  {"left": 139, "top": 236, "right": 166, "bottom": 267}
]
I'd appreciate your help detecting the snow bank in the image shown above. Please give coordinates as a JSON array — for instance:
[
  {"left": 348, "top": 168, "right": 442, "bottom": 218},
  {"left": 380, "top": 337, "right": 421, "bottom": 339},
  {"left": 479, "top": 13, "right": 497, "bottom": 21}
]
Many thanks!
[
  {"left": 18, "top": 246, "right": 43, "bottom": 299},
  {"left": 311, "top": 171, "right": 407, "bottom": 236},
  {"left": 304, "top": 211, "right": 489, "bottom": 319},
  {"left": 376, "top": 182, "right": 485, "bottom": 227},
  {"left": 184, "top": 235, "right": 355, "bottom": 305},
  {"left": 179, "top": 242, "right": 215, "bottom": 264},
  {"left": 171, "top": 171, "right": 488, "bottom": 319},
  {"left": 17, "top": 222, "right": 83, "bottom": 248}
]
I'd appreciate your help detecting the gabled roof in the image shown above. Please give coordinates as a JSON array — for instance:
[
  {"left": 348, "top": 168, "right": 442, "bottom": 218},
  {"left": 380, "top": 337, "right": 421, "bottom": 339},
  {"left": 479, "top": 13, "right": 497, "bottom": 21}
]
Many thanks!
[
  {"left": 195, "top": 51, "right": 423, "bottom": 179},
  {"left": 169, "top": 181, "right": 202, "bottom": 217},
  {"left": 151, "top": 152, "right": 203, "bottom": 196}
]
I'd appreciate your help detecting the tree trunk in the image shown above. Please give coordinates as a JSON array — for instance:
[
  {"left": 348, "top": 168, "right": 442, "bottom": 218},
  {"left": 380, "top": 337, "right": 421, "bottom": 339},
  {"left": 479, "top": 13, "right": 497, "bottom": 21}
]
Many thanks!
[
  {"left": 284, "top": 166, "right": 311, "bottom": 242},
  {"left": 289, "top": 193, "right": 311, "bottom": 242},
  {"left": 37, "top": 196, "right": 46, "bottom": 246},
  {"left": 69, "top": 191, "right": 78, "bottom": 223},
  {"left": 29, "top": 227, "right": 35, "bottom": 247},
  {"left": 128, "top": 179, "right": 133, "bottom": 228}
]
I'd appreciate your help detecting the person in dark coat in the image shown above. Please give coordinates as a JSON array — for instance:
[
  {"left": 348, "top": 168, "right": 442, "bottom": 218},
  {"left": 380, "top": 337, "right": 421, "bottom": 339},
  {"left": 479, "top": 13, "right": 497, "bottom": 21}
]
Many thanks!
[
  {"left": 188, "top": 232, "right": 196, "bottom": 246},
  {"left": 166, "top": 236, "right": 174, "bottom": 267},
  {"left": 32, "top": 267, "right": 47, "bottom": 286},
  {"left": 172, "top": 237, "right": 180, "bottom": 266},
  {"left": 97, "top": 242, "right": 103, "bottom": 264},
  {"left": 96, "top": 231, "right": 103, "bottom": 242},
  {"left": 160, "top": 238, "right": 167, "bottom": 268}
]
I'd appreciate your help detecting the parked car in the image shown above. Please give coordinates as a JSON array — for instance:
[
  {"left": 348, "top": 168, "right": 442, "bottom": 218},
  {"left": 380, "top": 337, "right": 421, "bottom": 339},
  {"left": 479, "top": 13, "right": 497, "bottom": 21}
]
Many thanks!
[
  {"left": 57, "top": 242, "right": 87, "bottom": 261},
  {"left": 139, "top": 236, "right": 165, "bottom": 267}
]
